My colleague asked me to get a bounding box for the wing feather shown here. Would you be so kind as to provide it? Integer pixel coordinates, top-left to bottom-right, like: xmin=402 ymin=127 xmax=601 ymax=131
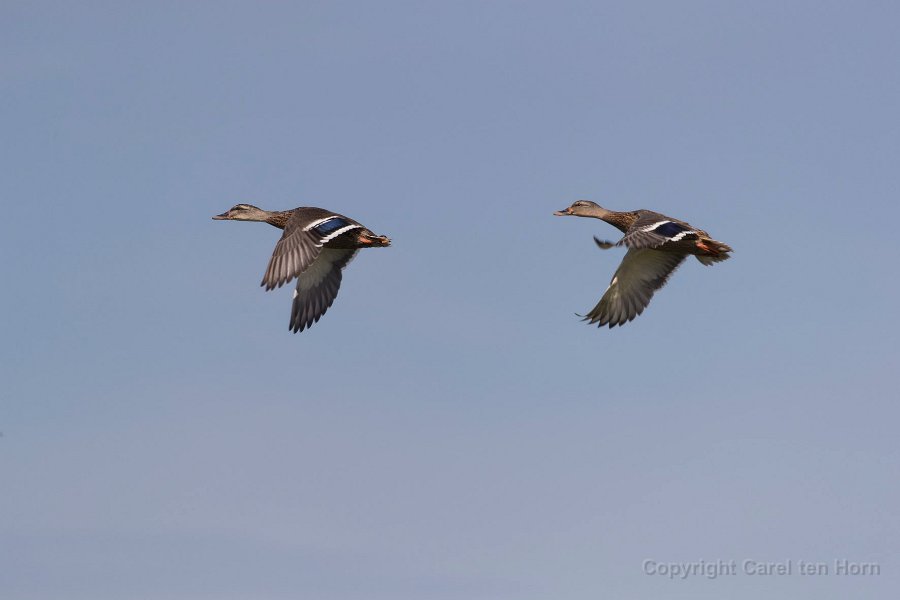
xmin=583 ymin=249 xmax=687 ymax=328
xmin=261 ymin=214 xmax=361 ymax=290
xmin=288 ymin=249 xmax=358 ymax=333
xmin=619 ymin=212 xmax=699 ymax=250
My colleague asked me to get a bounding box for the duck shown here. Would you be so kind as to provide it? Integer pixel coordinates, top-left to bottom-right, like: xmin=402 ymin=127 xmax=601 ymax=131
xmin=554 ymin=200 xmax=732 ymax=328
xmin=213 ymin=204 xmax=390 ymax=333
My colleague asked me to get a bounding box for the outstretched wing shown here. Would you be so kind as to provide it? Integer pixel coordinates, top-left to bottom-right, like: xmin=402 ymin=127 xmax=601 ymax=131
xmin=582 ymin=248 xmax=687 ymax=327
xmin=262 ymin=214 xmax=361 ymax=290
xmin=619 ymin=212 xmax=699 ymax=250
xmin=289 ymin=249 xmax=358 ymax=333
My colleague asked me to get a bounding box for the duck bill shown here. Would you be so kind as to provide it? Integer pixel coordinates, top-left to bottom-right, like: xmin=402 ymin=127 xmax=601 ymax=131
xmin=554 ymin=207 xmax=573 ymax=216
xmin=212 ymin=211 xmax=231 ymax=220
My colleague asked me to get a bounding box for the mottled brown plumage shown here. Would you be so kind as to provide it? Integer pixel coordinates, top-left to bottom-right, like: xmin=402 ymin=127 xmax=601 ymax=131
xmin=213 ymin=204 xmax=390 ymax=333
xmin=554 ymin=200 xmax=732 ymax=327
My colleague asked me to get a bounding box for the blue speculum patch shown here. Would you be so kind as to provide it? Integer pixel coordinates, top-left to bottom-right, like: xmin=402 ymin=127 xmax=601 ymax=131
xmin=652 ymin=221 xmax=689 ymax=237
xmin=314 ymin=217 xmax=351 ymax=235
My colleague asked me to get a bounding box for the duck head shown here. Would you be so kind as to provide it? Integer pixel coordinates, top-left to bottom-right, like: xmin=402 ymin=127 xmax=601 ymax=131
xmin=554 ymin=200 xmax=609 ymax=218
xmin=212 ymin=204 xmax=270 ymax=221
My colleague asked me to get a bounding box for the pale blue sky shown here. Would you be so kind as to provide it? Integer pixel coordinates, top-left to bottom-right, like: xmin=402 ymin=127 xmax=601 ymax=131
xmin=2 ymin=1 xmax=899 ymax=599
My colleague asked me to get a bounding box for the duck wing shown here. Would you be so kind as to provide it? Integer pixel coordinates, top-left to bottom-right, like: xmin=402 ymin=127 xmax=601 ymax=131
xmin=619 ymin=212 xmax=699 ymax=250
xmin=289 ymin=248 xmax=358 ymax=333
xmin=262 ymin=214 xmax=362 ymax=290
xmin=583 ymin=248 xmax=686 ymax=327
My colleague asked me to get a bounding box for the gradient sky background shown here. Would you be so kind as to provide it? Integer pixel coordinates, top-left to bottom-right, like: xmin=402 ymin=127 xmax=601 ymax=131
xmin=2 ymin=2 xmax=899 ymax=599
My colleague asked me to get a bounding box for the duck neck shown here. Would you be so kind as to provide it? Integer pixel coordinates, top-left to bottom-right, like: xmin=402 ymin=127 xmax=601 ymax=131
xmin=264 ymin=211 xmax=291 ymax=229
xmin=587 ymin=206 xmax=638 ymax=233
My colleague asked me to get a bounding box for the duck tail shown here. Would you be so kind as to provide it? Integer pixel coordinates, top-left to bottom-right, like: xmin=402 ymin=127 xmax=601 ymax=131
xmin=695 ymin=238 xmax=732 ymax=266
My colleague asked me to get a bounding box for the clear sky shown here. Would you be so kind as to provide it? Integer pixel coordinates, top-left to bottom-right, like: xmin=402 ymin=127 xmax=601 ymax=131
xmin=2 ymin=1 xmax=899 ymax=599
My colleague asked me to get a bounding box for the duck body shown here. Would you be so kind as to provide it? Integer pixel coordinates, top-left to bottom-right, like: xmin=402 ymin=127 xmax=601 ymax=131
xmin=213 ymin=204 xmax=390 ymax=333
xmin=554 ymin=200 xmax=732 ymax=328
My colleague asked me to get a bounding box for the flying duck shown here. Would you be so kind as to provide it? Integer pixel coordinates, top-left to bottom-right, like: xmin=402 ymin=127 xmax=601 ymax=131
xmin=213 ymin=204 xmax=390 ymax=332
xmin=554 ymin=201 xmax=732 ymax=327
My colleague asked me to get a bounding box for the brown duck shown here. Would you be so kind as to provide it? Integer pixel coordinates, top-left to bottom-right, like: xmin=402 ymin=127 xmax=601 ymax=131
xmin=554 ymin=200 xmax=732 ymax=328
xmin=213 ymin=204 xmax=390 ymax=333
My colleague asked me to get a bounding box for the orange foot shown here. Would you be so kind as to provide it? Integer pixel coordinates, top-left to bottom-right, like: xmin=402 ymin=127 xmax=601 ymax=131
xmin=358 ymin=232 xmax=391 ymax=247
xmin=696 ymin=240 xmax=716 ymax=254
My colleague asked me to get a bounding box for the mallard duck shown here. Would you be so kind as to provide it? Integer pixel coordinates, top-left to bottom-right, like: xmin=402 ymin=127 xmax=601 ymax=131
xmin=213 ymin=204 xmax=390 ymax=332
xmin=554 ymin=200 xmax=732 ymax=328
